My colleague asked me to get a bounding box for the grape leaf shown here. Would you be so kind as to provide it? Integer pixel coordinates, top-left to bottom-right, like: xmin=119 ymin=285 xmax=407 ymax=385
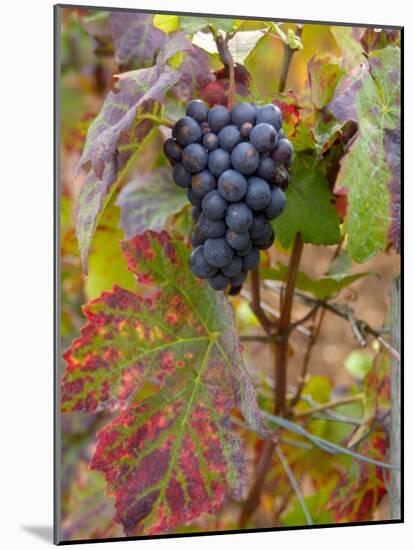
xmin=273 ymin=156 xmax=341 ymax=249
xmin=116 ymin=168 xmax=188 ymax=239
xmin=85 ymin=204 xmax=136 ymax=300
xmin=384 ymin=127 xmax=401 ymax=253
xmin=261 ymin=262 xmax=371 ymax=301
xmin=179 ymin=16 xmax=235 ymax=34
xmin=228 ymin=30 xmax=267 ymax=64
xmin=108 ymin=12 xmax=165 ymax=69
xmin=360 ymin=28 xmax=400 ymax=54
xmin=153 ymin=14 xmax=180 ymax=34
xmin=328 ymin=426 xmax=388 ymax=522
xmin=308 ymin=55 xmax=344 ymax=109
xmin=332 ymin=47 xmax=401 ymax=262
xmin=328 ymin=61 xmax=369 ymax=123
xmin=172 ymin=45 xmax=214 ymax=102
xmin=62 ymin=231 xmax=272 ymax=534
xmin=76 ymin=33 xmax=192 ymax=273
xmin=330 ymin=26 xmax=364 ymax=67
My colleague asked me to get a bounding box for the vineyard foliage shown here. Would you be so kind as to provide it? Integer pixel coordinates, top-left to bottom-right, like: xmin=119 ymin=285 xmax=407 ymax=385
xmin=59 ymin=8 xmax=400 ymax=540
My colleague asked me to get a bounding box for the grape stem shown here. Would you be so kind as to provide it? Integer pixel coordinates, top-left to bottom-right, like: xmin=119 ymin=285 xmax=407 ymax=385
xmin=209 ymin=25 xmax=237 ymax=110
xmin=278 ymin=24 xmax=304 ymax=92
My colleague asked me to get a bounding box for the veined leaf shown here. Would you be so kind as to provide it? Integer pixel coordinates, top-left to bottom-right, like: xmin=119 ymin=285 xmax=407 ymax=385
xmin=308 ymin=55 xmax=344 ymax=109
xmin=85 ymin=204 xmax=136 ymax=300
xmin=228 ymin=30 xmax=266 ymax=64
xmin=75 ymin=33 xmax=192 ymax=273
xmin=62 ymin=231 xmax=271 ymax=535
xmin=116 ymin=168 xmax=188 ymax=239
xmin=179 ymin=16 xmax=235 ymax=34
xmin=272 ymin=155 xmax=341 ymax=249
xmin=328 ymin=426 xmax=388 ymax=522
xmin=109 ymin=12 xmax=165 ymax=68
xmin=262 ymin=262 xmax=371 ymax=301
xmin=332 ymin=46 xmax=401 ymax=261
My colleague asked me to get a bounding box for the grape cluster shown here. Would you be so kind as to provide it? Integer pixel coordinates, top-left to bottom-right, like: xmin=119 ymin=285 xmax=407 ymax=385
xmin=163 ymin=99 xmax=293 ymax=292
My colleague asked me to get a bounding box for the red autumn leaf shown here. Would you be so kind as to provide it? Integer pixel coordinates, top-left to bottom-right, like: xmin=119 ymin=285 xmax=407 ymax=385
xmin=328 ymin=427 xmax=388 ymax=522
xmin=61 ymin=231 xmax=271 ymax=535
xmin=273 ymin=92 xmax=301 ymax=138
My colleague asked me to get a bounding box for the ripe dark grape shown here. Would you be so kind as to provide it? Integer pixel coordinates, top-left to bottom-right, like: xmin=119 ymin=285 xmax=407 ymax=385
xmin=163 ymin=138 xmax=183 ymax=164
xmin=208 ymin=105 xmax=231 ymax=133
xmin=254 ymin=228 xmax=275 ymax=250
xmin=191 ymin=230 xmax=205 ymax=248
xmin=182 ymin=143 xmax=208 ymax=173
xmin=166 ymin=99 xmax=292 ymax=292
xmin=249 ymin=123 xmax=277 ymax=153
xmin=263 ymin=187 xmax=286 ymax=220
xmin=201 ymin=191 xmax=227 ymax=220
xmin=191 ymin=207 xmax=201 ymax=224
xmin=273 ymin=164 xmax=289 ymax=186
xmin=189 ymin=246 xmax=218 ymax=279
xmin=173 ymin=163 xmax=192 ymax=188
xmin=226 ymin=202 xmax=253 ymax=233
xmin=240 ymin=122 xmax=253 ymax=139
xmin=249 ymin=213 xmax=270 ymax=239
xmin=236 ymin=241 xmax=253 ymax=257
xmin=242 ymin=247 xmax=260 ymax=271
xmin=173 ymin=116 xmax=202 ymax=146
xmin=217 ymin=125 xmax=241 ymax=152
xmin=225 ymin=229 xmax=251 ymax=251
xmin=198 ymin=213 xmax=226 ymax=238
xmin=231 ymin=270 xmax=247 ymax=286
xmin=257 ymin=156 xmax=277 ymax=181
xmin=209 ymin=272 xmax=231 ymax=290
xmin=202 ymin=132 xmax=218 ymax=151
xmin=187 ymin=188 xmax=202 ymax=208
xmin=251 ymin=221 xmax=272 ymax=244
xmin=231 ymin=102 xmax=256 ymax=127
xmin=208 ymin=148 xmax=231 ymax=177
xmin=245 ymin=177 xmax=271 ymax=211
xmin=231 ymin=142 xmax=260 ymax=175
xmin=221 ymin=255 xmax=242 ymax=278
xmin=255 ymin=103 xmax=282 ymax=130
xmin=191 ymin=170 xmax=216 ymax=198
xmin=186 ymin=99 xmax=209 ymax=122
xmin=272 ymin=138 xmax=294 ymax=167
xmin=218 ymin=170 xmax=247 ymax=202
xmin=203 ymin=238 xmax=234 ymax=268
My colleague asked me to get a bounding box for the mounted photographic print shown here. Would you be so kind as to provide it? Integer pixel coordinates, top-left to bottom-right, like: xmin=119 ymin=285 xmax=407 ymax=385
xmin=55 ymin=4 xmax=402 ymax=545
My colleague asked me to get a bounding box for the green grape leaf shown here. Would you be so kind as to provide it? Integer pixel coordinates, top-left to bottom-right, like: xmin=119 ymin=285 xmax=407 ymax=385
xmin=75 ymin=32 xmax=192 ymax=273
xmin=61 ymin=231 xmax=272 ymax=535
xmin=330 ymin=26 xmax=364 ymax=67
xmin=85 ymin=204 xmax=136 ymax=300
xmin=179 ymin=16 xmax=235 ymax=34
xmin=273 ymin=156 xmax=341 ymax=248
xmin=308 ymin=55 xmax=345 ymax=109
xmin=116 ymin=168 xmax=188 ymax=239
xmin=228 ymin=30 xmax=267 ymax=64
xmin=332 ymin=46 xmax=401 ymax=262
xmin=261 ymin=262 xmax=371 ymax=301
xmin=153 ymin=14 xmax=179 ymax=34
